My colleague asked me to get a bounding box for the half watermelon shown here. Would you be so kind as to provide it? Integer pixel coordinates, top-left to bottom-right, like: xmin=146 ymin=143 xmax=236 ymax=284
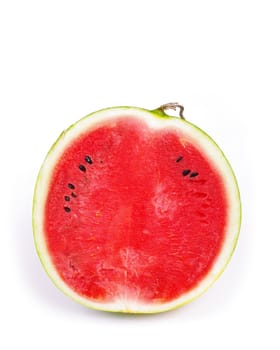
xmin=33 ymin=104 xmax=241 ymax=313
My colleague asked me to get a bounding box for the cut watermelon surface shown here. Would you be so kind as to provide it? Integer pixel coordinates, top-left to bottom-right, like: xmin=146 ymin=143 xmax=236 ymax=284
xmin=33 ymin=105 xmax=241 ymax=313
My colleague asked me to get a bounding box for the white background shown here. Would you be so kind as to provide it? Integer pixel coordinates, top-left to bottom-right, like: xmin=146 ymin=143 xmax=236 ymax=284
xmin=0 ymin=0 xmax=279 ymax=349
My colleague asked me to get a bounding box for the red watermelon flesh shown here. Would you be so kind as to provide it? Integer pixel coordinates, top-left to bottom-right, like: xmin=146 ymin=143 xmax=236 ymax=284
xmin=45 ymin=116 xmax=227 ymax=304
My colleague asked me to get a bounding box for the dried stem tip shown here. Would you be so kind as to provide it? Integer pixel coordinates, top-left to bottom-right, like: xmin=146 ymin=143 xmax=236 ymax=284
xmin=158 ymin=102 xmax=185 ymax=120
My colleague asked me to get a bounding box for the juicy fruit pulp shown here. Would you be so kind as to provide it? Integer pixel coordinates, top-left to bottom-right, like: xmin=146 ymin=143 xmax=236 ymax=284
xmin=46 ymin=118 xmax=226 ymax=303
xmin=33 ymin=106 xmax=241 ymax=313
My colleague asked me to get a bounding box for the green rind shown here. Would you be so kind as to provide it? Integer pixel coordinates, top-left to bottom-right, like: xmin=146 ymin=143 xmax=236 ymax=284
xmin=32 ymin=105 xmax=242 ymax=314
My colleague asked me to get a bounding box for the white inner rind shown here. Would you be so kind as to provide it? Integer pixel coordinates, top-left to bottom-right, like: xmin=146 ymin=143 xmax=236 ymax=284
xmin=33 ymin=107 xmax=241 ymax=313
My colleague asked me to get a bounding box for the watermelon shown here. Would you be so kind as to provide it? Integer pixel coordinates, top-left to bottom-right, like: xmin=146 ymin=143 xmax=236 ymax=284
xmin=33 ymin=103 xmax=241 ymax=313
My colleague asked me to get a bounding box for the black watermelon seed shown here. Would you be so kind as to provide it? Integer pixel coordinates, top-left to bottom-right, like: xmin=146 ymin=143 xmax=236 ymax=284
xmin=68 ymin=183 xmax=75 ymax=189
xmin=79 ymin=164 xmax=86 ymax=172
xmin=176 ymin=156 xmax=183 ymax=163
xmin=190 ymin=172 xmax=199 ymax=178
xmin=85 ymin=155 xmax=93 ymax=164
xmin=71 ymin=192 xmax=77 ymax=198
xmin=64 ymin=206 xmax=71 ymax=212
xmin=64 ymin=196 xmax=70 ymax=201
xmin=182 ymin=169 xmax=191 ymax=176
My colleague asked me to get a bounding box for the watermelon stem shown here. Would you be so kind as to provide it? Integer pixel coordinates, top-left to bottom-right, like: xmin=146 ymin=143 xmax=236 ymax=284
xmin=157 ymin=102 xmax=185 ymax=120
